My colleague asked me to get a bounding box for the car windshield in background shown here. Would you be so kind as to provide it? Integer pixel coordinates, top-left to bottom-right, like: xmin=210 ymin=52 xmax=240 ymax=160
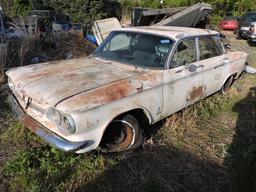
xmin=243 ymin=13 xmax=256 ymax=21
xmin=94 ymin=31 xmax=174 ymax=69
xmin=224 ymin=16 xmax=237 ymax=20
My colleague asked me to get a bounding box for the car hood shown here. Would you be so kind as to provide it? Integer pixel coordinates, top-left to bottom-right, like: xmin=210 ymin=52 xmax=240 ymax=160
xmin=6 ymin=57 xmax=144 ymax=106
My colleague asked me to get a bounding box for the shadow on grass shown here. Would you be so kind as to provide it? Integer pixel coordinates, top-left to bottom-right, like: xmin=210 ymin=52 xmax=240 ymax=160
xmin=224 ymin=87 xmax=256 ymax=192
xmin=73 ymin=145 xmax=231 ymax=192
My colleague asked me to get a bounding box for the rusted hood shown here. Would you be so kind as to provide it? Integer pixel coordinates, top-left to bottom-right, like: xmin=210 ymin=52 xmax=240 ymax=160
xmin=6 ymin=57 xmax=143 ymax=106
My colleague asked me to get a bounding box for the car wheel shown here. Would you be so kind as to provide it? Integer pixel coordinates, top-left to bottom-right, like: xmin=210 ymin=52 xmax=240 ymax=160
xmin=100 ymin=114 xmax=143 ymax=153
xmin=221 ymin=76 xmax=234 ymax=94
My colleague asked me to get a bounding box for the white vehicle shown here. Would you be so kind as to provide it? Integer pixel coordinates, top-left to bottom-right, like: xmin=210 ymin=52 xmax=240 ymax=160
xmin=7 ymin=26 xmax=247 ymax=153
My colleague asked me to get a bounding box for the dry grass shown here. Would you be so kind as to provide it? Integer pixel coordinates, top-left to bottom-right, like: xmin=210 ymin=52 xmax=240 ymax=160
xmin=0 ymin=43 xmax=8 ymax=84
xmin=18 ymin=34 xmax=40 ymax=66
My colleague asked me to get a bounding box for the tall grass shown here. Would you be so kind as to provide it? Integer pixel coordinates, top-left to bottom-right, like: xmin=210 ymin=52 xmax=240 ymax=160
xmin=0 ymin=43 xmax=8 ymax=84
xmin=18 ymin=34 xmax=40 ymax=66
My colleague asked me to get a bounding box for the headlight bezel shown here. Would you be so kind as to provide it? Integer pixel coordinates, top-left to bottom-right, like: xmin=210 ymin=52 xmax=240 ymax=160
xmin=46 ymin=108 xmax=76 ymax=135
xmin=8 ymin=78 xmax=15 ymax=91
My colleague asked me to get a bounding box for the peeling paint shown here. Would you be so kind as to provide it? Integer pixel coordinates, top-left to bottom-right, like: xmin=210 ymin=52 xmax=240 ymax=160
xmin=187 ymin=86 xmax=205 ymax=101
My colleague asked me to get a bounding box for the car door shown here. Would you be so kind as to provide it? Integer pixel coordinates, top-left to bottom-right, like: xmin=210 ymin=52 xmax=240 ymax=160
xmin=196 ymin=36 xmax=228 ymax=96
xmin=162 ymin=37 xmax=205 ymax=118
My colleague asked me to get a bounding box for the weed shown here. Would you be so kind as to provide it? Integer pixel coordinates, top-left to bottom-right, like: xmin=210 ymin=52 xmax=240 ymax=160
xmin=0 ymin=43 xmax=8 ymax=84
xmin=3 ymin=146 xmax=81 ymax=192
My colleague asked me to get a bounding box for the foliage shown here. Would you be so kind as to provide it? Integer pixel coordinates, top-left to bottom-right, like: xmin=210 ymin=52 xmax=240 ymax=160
xmin=1 ymin=0 xmax=106 ymax=23
xmin=4 ymin=146 xmax=81 ymax=191
xmin=2 ymin=0 xmax=256 ymax=19
xmin=0 ymin=0 xmax=13 ymax=16
xmin=39 ymin=0 xmax=106 ymax=22
xmin=11 ymin=0 xmax=31 ymax=16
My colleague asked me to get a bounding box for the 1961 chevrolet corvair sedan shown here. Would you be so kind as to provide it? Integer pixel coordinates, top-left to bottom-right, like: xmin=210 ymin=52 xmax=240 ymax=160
xmin=7 ymin=26 xmax=247 ymax=153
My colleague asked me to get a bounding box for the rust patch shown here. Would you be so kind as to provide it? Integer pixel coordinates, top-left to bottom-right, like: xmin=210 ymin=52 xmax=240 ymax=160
xmin=21 ymin=114 xmax=41 ymax=133
xmin=59 ymin=80 xmax=134 ymax=111
xmin=86 ymin=80 xmax=133 ymax=104
xmin=115 ymin=123 xmax=134 ymax=150
xmin=138 ymin=72 xmax=158 ymax=81
xmin=101 ymin=120 xmax=134 ymax=152
xmin=187 ymin=86 xmax=205 ymax=101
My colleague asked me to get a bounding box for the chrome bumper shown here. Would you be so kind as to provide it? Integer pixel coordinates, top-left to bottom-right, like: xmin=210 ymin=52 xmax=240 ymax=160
xmin=248 ymin=34 xmax=256 ymax=41
xmin=7 ymin=94 xmax=92 ymax=152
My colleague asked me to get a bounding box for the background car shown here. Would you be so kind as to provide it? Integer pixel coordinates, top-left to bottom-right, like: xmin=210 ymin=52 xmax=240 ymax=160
xmin=237 ymin=11 xmax=256 ymax=39
xmin=247 ymin=22 xmax=256 ymax=44
xmin=219 ymin=16 xmax=238 ymax=30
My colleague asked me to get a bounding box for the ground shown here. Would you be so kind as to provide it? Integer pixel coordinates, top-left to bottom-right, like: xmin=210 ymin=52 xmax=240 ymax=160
xmin=0 ymin=31 xmax=256 ymax=192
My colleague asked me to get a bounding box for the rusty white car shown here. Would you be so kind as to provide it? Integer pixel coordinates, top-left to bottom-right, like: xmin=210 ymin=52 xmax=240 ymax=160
xmin=7 ymin=26 xmax=247 ymax=153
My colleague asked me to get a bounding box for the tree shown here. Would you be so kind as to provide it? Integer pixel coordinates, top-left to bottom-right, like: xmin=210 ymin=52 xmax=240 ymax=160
xmin=0 ymin=0 xmax=14 ymax=15
xmin=12 ymin=0 xmax=31 ymax=16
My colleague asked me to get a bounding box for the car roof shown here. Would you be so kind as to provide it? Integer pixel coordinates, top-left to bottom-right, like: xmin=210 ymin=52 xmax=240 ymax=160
xmin=114 ymin=26 xmax=219 ymax=40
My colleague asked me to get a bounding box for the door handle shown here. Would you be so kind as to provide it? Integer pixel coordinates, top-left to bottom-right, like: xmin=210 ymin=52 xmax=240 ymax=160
xmin=222 ymin=58 xmax=230 ymax=64
xmin=196 ymin=65 xmax=204 ymax=69
xmin=214 ymin=63 xmax=225 ymax=69
xmin=175 ymin=69 xmax=183 ymax=73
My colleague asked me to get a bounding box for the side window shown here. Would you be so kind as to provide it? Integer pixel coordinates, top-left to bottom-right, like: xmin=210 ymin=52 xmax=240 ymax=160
xmin=199 ymin=37 xmax=220 ymax=60
xmin=170 ymin=38 xmax=196 ymax=68
xmin=212 ymin=36 xmax=225 ymax=55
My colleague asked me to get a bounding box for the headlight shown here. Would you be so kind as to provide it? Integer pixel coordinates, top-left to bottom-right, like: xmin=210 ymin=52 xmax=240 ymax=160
xmin=60 ymin=115 xmax=76 ymax=135
xmin=46 ymin=108 xmax=76 ymax=135
xmin=8 ymin=78 xmax=15 ymax=91
xmin=241 ymin=26 xmax=249 ymax=30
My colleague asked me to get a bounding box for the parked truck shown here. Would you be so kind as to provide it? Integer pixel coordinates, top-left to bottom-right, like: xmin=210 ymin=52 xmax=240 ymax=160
xmin=91 ymin=3 xmax=213 ymax=45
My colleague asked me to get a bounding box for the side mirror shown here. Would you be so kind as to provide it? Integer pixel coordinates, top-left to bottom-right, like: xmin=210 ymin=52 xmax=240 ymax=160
xmin=188 ymin=64 xmax=197 ymax=72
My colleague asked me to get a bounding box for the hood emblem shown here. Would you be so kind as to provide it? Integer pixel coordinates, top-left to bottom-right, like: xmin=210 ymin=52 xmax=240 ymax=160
xmin=24 ymin=96 xmax=32 ymax=109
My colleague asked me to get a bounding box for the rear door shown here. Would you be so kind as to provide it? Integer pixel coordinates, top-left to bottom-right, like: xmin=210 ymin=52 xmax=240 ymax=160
xmin=162 ymin=37 xmax=205 ymax=118
xmin=196 ymin=36 xmax=228 ymax=95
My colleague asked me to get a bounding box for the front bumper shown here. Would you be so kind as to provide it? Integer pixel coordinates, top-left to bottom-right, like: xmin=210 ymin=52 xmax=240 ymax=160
xmin=7 ymin=94 xmax=92 ymax=152
xmin=247 ymin=34 xmax=256 ymax=42
xmin=238 ymin=29 xmax=249 ymax=38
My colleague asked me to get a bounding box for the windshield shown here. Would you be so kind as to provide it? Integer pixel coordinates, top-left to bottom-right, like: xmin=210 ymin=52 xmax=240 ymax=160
xmin=94 ymin=31 xmax=174 ymax=69
xmin=224 ymin=16 xmax=237 ymax=21
xmin=243 ymin=13 xmax=256 ymax=21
